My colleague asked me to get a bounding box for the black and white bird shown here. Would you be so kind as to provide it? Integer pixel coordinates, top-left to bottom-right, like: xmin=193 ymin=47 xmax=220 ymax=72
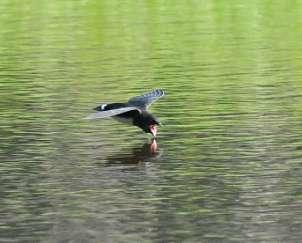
xmin=85 ymin=89 xmax=165 ymax=137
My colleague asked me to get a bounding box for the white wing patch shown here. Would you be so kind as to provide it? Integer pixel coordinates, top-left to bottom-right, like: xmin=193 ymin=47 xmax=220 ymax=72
xmin=101 ymin=104 xmax=107 ymax=110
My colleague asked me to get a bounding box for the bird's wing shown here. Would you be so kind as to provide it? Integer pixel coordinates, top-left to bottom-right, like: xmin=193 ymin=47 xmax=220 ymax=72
xmin=127 ymin=89 xmax=165 ymax=109
xmin=84 ymin=107 xmax=139 ymax=120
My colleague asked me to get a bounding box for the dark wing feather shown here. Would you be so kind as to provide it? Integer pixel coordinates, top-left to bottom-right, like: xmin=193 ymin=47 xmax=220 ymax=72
xmin=127 ymin=89 xmax=165 ymax=109
xmin=84 ymin=107 xmax=139 ymax=120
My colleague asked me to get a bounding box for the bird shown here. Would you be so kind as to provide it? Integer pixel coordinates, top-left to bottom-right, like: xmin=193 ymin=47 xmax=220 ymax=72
xmin=85 ymin=89 xmax=165 ymax=137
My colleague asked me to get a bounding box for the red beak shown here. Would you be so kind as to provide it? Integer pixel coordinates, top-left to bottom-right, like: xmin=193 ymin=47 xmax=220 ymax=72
xmin=149 ymin=125 xmax=157 ymax=137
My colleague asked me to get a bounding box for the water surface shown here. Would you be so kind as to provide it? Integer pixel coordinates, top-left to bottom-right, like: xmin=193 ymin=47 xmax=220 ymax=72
xmin=1 ymin=1 xmax=302 ymax=242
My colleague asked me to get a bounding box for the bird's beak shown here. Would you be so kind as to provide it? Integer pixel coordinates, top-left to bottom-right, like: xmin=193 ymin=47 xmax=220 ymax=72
xmin=150 ymin=125 xmax=157 ymax=137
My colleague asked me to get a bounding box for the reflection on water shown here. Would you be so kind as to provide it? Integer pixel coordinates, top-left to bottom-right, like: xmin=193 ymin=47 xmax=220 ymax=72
xmin=105 ymin=139 xmax=161 ymax=165
xmin=1 ymin=1 xmax=302 ymax=242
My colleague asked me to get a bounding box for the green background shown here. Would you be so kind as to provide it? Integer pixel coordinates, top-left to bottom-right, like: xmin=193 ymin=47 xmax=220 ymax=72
xmin=1 ymin=1 xmax=302 ymax=242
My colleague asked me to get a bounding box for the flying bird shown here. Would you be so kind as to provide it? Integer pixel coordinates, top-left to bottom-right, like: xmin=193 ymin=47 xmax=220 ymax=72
xmin=85 ymin=89 xmax=165 ymax=137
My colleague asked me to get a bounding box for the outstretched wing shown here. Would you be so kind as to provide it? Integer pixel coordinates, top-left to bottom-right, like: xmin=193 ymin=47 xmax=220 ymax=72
xmin=127 ymin=89 xmax=165 ymax=109
xmin=84 ymin=107 xmax=139 ymax=120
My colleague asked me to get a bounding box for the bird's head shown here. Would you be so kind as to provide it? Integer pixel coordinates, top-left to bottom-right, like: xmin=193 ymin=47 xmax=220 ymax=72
xmin=145 ymin=118 xmax=161 ymax=137
xmin=148 ymin=124 xmax=157 ymax=137
xmin=136 ymin=112 xmax=161 ymax=137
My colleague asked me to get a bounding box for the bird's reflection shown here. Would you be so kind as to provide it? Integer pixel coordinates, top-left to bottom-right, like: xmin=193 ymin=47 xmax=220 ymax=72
xmin=105 ymin=139 xmax=161 ymax=165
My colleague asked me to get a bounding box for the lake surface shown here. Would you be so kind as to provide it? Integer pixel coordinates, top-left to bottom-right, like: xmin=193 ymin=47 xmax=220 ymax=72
xmin=1 ymin=1 xmax=302 ymax=242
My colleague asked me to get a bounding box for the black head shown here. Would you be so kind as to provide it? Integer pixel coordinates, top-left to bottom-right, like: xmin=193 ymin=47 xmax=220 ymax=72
xmin=134 ymin=112 xmax=160 ymax=137
xmin=143 ymin=119 xmax=160 ymax=137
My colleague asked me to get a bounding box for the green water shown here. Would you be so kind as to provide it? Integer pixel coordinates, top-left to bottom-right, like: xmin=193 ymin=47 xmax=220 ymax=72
xmin=1 ymin=1 xmax=302 ymax=242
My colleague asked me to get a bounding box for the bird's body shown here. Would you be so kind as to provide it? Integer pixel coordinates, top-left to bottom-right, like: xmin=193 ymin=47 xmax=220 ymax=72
xmin=85 ymin=89 xmax=165 ymax=137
